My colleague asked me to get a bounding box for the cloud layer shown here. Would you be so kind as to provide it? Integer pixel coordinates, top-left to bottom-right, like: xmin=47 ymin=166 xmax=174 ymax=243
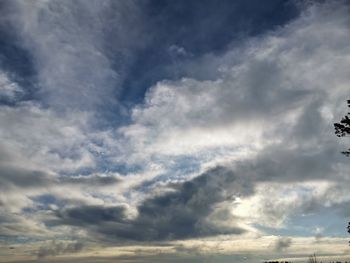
xmin=1 ymin=1 xmax=350 ymax=262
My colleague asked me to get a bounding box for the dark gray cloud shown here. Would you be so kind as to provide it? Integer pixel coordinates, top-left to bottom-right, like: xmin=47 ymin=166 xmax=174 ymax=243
xmin=0 ymin=165 xmax=52 ymax=190
xmin=0 ymin=145 xmax=52 ymax=190
xmin=36 ymin=241 xmax=84 ymax=259
xmin=0 ymin=164 xmax=120 ymax=191
xmin=236 ymin=143 xmax=341 ymax=183
xmin=56 ymin=205 xmax=126 ymax=226
xmin=231 ymin=98 xmax=349 ymax=186
xmin=0 ymin=145 xmax=120 ymax=190
xmin=274 ymin=237 xmax=292 ymax=251
xmin=53 ymin=166 xmax=251 ymax=241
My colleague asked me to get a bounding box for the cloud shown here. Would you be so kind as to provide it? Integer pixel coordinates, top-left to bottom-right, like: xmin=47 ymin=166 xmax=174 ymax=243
xmin=52 ymin=166 xmax=250 ymax=242
xmin=0 ymin=102 xmax=97 ymax=173
xmin=37 ymin=240 xmax=84 ymax=259
xmin=118 ymin=0 xmax=350 ymax=185
xmin=1 ymin=1 xmax=350 ymax=260
xmin=0 ymin=166 xmax=52 ymax=190
xmin=113 ymin=0 xmax=350 ymax=239
xmin=274 ymin=236 xmax=292 ymax=252
xmin=3 ymin=0 xmax=146 ymax=111
xmin=2 ymin=0 xmax=348 ymax=244
xmin=59 ymin=173 xmax=121 ymax=186
xmin=0 ymin=71 xmax=23 ymax=102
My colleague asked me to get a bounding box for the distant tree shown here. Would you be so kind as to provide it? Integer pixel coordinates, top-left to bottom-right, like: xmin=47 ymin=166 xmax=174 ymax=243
xmin=308 ymin=253 xmax=318 ymax=263
xmin=334 ymin=101 xmax=350 ymax=246
xmin=347 ymin=222 xmax=350 ymax=246
xmin=334 ymin=100 xmax=350 ymax=156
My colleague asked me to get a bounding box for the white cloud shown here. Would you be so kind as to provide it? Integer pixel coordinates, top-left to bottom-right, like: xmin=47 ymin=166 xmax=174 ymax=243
xmin=0 ymin=103 xmax=95 ymax=173
xmin=7 ymin=0 xmax=144 ymax=110
xmin=0 ymin=71 xmax=23 ymax=101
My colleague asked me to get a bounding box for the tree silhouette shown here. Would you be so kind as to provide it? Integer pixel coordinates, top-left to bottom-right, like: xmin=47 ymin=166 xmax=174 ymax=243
xmin=308 ymin=253 xmax=318 ymax=263
xmin=348 ymin=222 xmax=350 ymax=246
xmin=334 ymin=100 xmax=350 ymax=156
xmin=334 ymin=101 xmax=350 ymax=246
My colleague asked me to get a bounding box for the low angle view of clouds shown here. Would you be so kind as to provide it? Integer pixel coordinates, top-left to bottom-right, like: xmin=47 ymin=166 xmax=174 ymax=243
xmin=1 ymin=0 xmax=350 ymax=262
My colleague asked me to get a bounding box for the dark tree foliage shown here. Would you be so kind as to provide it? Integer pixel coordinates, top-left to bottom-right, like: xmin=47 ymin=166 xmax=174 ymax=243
xmin=334 ymin=100 xmax=350 ymax=156
xmin=338 ymin=104 xmax=350 ymax=246
xmin=348 ymin=222 xmax=350 ymax=246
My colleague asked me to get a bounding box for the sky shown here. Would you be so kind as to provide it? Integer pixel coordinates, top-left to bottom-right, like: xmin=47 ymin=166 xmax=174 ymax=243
xmin=0 ymin=0 xmax=350 ymax=262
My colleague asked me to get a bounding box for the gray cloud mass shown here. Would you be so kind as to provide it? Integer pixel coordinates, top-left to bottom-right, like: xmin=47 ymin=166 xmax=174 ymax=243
xmin=37 ymin=241 xmax=84 ymax=259
xmin=274 ymin=237 xmax=292 ymax=252
xmin=53 ymin=166 xmax=249 ymax=241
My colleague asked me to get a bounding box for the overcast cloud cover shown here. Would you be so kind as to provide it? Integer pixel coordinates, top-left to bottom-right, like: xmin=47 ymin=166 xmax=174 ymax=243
xmin=1 ymin=0 xmax=350 ymax=262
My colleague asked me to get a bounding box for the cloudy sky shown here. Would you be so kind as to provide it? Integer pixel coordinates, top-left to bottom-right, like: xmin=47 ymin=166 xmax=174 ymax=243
xmin=1 ymin=0 xmax=350 ymax=262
